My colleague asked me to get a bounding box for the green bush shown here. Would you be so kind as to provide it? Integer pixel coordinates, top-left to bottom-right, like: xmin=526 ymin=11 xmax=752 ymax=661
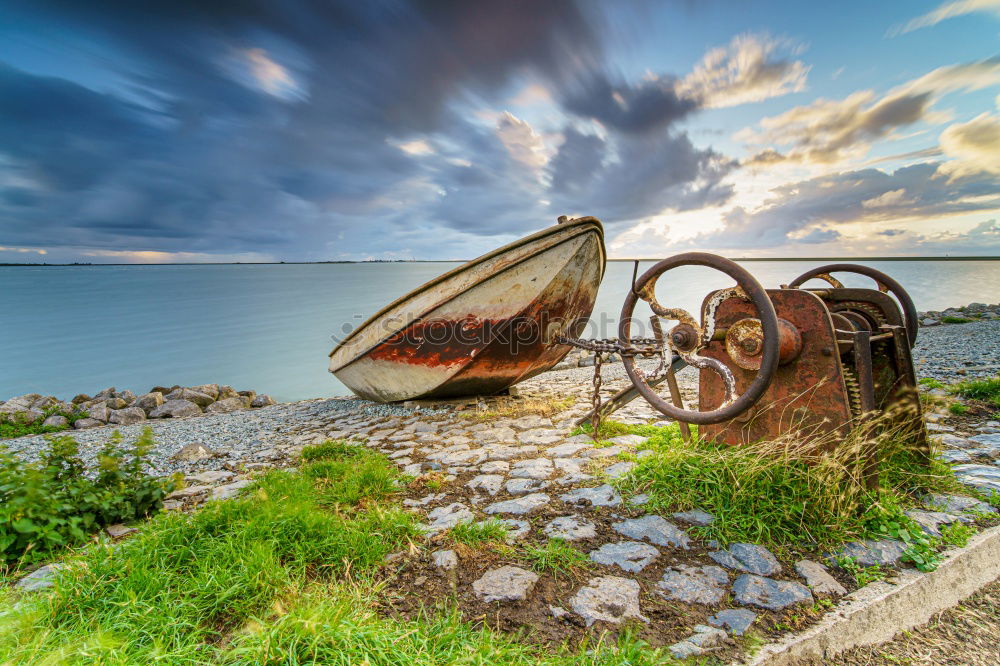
xmin=0 ymin=428 xmax=174 ymax=565
xmin=0 ymin=406 xmax=84 ymax=440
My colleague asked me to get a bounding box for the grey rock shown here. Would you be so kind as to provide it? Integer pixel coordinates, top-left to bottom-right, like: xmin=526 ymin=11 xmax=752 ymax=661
xmin=149 ymin=399 xmax=203 ymax=419
xmin=432 ymin=549 xmax=458 ymax=570
xmin=794 ymin=560 xmax=847 ymax=596
xmin=708 ymin=608 xmax=757 ymax=636
xmin=951 ymin=464 xmax=1000 ymax=495
xmin=165 ymin=388 xmax=215 ymax=407
xmin=831 ymin=539 xmax=907 ymax=567
xmin=925 ymin=423 xmax=954 ymax=433
xmin=547 ymin=442 xmax=591 ymax=457
xmin=668 ymin=642 xmax=703 ymax=659
xmin=613 ymin=515 xmax=690 ymax=549
xmin=472 ymin=566 xmax=538 ymax=603
xmin=569 ymin=576 xmax=648 ymax=626
xmin=134 ymin=392 xmax=165 ymax=412
xmin=938 ymin=434 xmax=979 ymax=449
xmin=71 ymin=393 xmax=92 ymax=404
xmin=251 ymin=394 xmax=276 ymax=408
xmin=42 ymin=414 xmax=69 ymax=428
xmin=15 ymin=564 xmax=64 ymax=591
xmin=206 ymin=397 xmax=251 ymax=414
xmin=467 ymin=474 xmax=505 ymax=496
xmin=217 ymin=385 xmax=239 ymax=400
xmin=709 ymin=543 xmax=782 ymax=575
xmin=608 ymin=434 xmax=648 ymax=447
xmin=480 ymin=460 xmax=510 ymax=474
xmin=657 ymin=565 xmax=729 ymax=604
xmin=672 ymin=509 xmax=715 ymax=525
xmin=549 ymin=605 xmax=569 ymax=619
xmin=583 ymin=445 xmax=625 ymax=459
xmin=109 ymin=407 xmax=147 ymax=426
xmin=189 ymin=384 xmax=220 ymax=400
xmin=628 ymin=493 xmax=650 ymax=506
xmin=518 ymin=429 xmax=562 ymax=446
xmin=87 ymin=403 xmax=111 ymax=422
xmin=604 ymin=461 xmax=635 ymax=479
xmin=970 ymin=433 xmax=1000 ymax=451
xmin=172 ymin=442 xmax=218 ymax=461
xmin=544 ymin=516 xmax=597 ymax=541
xmin=73 ymin=418 xmax=104 ymax=429
xmin=589 ymin=541 xmax=659 ymax=573
xmin=560 ymin=484 xmax=622 ymax=507
xmin=939 ymin=450 xmax=972 ymax=463
xmin=687 ymin=625 xmax=729 ymax=648
xmin=505 ymin=478 xmax=550 ymax=495
xmin=484 ymin=493 xmax=550 ymax=516
xmin=187 ymin=470 xmax=236 ymax=484
xmin=493 ymin=518 xmax=531 ymax=542
xmin=510 ymin=458 xmax=554 ymax=480
xmin=905 ymin=509 xmax=961 ymax=536
xmin=426 ymin=503 xmax=475 ymax=531
xmin=924 ymin=493 xmax=996 ymax=514
xmin=94 ymin=387 xmax=116 ymax=400
xmin=104 ymin=397 xmax=128 ymax=410
xmin=167 ymin=484 xmax=212 ymax=499
xmin=732 ymin=574 xmax=813 ymax=611
xmin=106 ymin=523 xmax=138 ymax=538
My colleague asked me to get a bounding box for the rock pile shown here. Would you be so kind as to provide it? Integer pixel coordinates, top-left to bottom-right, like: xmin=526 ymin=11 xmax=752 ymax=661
xmin=918 ymin=302 xmax=1000 ymax=327
xmin=0 ymin=384 xmax=276 ymax=431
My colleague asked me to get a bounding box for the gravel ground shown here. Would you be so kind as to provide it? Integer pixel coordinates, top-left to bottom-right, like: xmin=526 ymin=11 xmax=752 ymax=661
xmin=912 ymin=320 xmax=1000 ymax=383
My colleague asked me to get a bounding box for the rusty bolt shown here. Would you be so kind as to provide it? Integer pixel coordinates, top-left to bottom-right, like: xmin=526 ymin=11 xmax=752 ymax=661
xmin=740 ymin=338 xmax=762 ymax=355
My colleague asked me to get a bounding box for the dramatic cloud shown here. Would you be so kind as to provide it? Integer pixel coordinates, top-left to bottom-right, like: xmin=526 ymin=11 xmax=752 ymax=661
xmin=678 ymin=34 xmax=810 ymax=108
xmin=561 ymin=73 xmax=699 ymax=134
xmin=940 ymin=109 xmax=1000 ymax=177
xmin=699 ymin=163 xmax=1000 ymax=248
xmin=740 ymin=59 xmax=1000 ymax=165
xmin=889 ymin=0 xmax=1000 ymax=36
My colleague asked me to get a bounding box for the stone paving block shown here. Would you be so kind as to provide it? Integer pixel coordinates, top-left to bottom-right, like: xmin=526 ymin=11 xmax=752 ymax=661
xmin=547 ymin=442 xmax=591 ymax=457
xmin=472 ymin=566 xmax=538 ymax=603
xmin=613 ymin=515 xmax=690 ymax=548
xmin=425 ymin=503 xmax=474 ymax=531
xmin=657 ymin=565 xmax=729 ymax=604
xmin=830 ymin=538 xmax=907 ymax=567
xmin=569 ymin=576 xmax=648 ymax=626
xmin=544 ymin=515 xmax=597 ymax=541
xmin=604 ymin=461 xmax=635 ymax=479
xmin=505 ymin=478 xmax=550 ymax=495
xmin=672 ymin=509 xmax=715 ymax=525
xmin=484 ymin=493 xmax=550 ymax=515
xmin=904 ymin=508 xmax=963 ymax=536
xmin=510 ymin=458 xmax=554 ymax=479
xmin=794 ymin=559 xmax=847 ymax=596
xmin=432 ymin=549 xmax=458 ymax=570
xmin=589 ymin=541 xmax=659 ymax=573
xmin=707 ymin=608 xmax=757 ymax=636
xmin=709 ymin=543 xmax=782 ymax=575
xmin=924 ymin=493 xmax=996 ymax=514
xmin=732 ymin=574 xmax=813 ymax=611
xmin=466 ymin=474 xmax=504 ymax=496
xmin=560 ymin=484 xmax=622 ymax=507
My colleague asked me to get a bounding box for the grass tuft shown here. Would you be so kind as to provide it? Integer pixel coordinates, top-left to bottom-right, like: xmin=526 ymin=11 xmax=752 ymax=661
xmin=951 ymin=376 xmax=1000 ymax=408
xmin=449 ymin=519 xmax=508 ymax=546
xmin=523 ymin=539 xmax=592 ymax=577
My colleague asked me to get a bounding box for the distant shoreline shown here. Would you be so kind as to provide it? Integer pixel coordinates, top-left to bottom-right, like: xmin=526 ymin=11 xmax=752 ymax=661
xmin=2 ymin=256 xmax=999 ymax=267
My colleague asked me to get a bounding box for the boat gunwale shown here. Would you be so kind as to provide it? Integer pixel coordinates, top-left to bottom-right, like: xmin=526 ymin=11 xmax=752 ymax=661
xmin=328 ymin=216 xmax=606 ymax=372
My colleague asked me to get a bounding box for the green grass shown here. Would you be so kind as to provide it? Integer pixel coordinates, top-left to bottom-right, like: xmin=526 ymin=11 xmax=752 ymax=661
xmin=617 ymin=420 xmax=963 ymax=550
xmin=523 ymin=539 xmax=592 ymax=577
xmin=449 ymin=519 xmax=508 ymax=546
xmin=0 ymin=440 xmax=678 ymax=665
xmin=952 ymin=376 xmax=1000 ymax=408
xmin=948 ymin=403 xmax=970 ymax=415
xmin=918 ymin=378 xmax=945 ymax=390
xmin=0 ymin=406 xmax=84 ymax=440
xmin=941 ymin=316 xmax=974 ymax=324
xmin=570 ymin=420 xmax=667 ymax=441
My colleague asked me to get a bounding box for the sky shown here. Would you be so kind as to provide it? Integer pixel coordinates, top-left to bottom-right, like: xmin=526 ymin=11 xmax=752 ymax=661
xmin=0 ymin=0 xmax=998 ymax=263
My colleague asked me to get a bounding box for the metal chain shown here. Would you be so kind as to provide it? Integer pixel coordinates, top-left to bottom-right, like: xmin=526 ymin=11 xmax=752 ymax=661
xmin=557 ymin=335 xmax=667 ymax=439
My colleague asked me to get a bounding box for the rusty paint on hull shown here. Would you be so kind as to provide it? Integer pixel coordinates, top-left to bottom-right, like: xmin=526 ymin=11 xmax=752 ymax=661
xmin=329 ymin=217 xmax=605 ymax=402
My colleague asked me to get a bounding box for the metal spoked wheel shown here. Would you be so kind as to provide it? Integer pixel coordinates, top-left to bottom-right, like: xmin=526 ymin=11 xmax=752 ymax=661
xmin=618 ymin=252 xmax=781 ymax=425
xmin=788 ymin=264 xmax=918 ymax=347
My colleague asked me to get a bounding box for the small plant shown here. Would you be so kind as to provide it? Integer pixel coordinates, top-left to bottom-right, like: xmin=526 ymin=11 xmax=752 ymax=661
xmin=870 ymin=512 xmax=941 ymax=572
xmin=300 ymin=440 xmax=401 ymax=507
xmin=523 ymin=538 xmax=591 ymax=577
xmin=941 ymin=316 xmax=973 ymax=324
xmin=918 ymin=378 xmax=945 ymax=390
xmin=449 ymin=519 xmax=508 ymax=546
xmin=948 ymin=402 xmax=970 ymax=415
xmin=835 ymin=555 xmax=887 ymax=586
xmin=939 ymin=522 xmax=976 ymax=548
xmin=0 ymin=404 xmax=86 ymax=439
xmin=0 ymin=428 xmax=174 ymax=566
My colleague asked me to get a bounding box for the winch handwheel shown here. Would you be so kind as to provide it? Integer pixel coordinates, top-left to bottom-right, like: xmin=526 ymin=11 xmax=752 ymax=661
xmin=787 ymin=264 xmax=918 ymax=347
xmin=619 ymin=252 xmax=781 ymax=425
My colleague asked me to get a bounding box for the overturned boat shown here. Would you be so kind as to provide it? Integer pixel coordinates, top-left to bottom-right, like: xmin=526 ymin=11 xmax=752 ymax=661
xmin=329 ymin=216 xmax=606 ymax=402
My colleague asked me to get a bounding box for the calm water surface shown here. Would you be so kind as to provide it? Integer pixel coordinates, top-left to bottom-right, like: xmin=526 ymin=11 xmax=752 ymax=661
xmin=2 ymin=260 xmax=997 ymax=401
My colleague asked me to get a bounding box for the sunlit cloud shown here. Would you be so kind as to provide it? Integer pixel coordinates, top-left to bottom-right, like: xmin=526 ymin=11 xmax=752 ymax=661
xmin=889 ymin=0 xmax=1000 ymax=36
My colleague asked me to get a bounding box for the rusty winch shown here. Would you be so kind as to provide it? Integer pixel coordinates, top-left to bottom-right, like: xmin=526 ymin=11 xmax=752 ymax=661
xmin=565 ymin=252 xmax=927 ymax=463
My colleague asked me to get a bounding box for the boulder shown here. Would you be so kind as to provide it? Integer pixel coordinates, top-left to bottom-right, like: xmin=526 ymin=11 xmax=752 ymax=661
xmin=472 ymin=566 xmax=539 ymax=603
xmin=71 ymin=393 xmax=92 ymax=404
xmin=190 ymin=384 xmax=220 ymax=400
xmin=206 ymin=397 xmax=250 ymax=414
xmin=251 ymin=394 xmax=276 ymax=408
xmin=42 ymin=415 xmax=69 ymax=428
xmin=172 ymin=442 xmax=218 ymax=461
xmin=87 ymin=404 xmax=111 ymax=422
xmin=53 ymin=401 xmax=76 ymax=414
xmin=104 ymin=397 xmax=128 ymax=410
xmin=570 ymin=576 xmax=648 ymax=626
xmin=732 ymin=574 xmax=813 ymax=611
xmin=31 ymin=396 xmax=59 ymax=411
xmin=164 ymin=388 xmax=214 ymax=407
xmin=134 ymin=391 xmax=165 ymax=412
xmin=237 ymin=390 xmax=257 ymax=402
xmin=149 ymin=399 xmax=203 ymax=419
xmin=118 ymin=389 xmax=137 ymax=405
xmin=217 ymin=385 xmax=239 ymax=400
xmin=94 ymin=387 xmax=116 ymax=400
xmin=73 ymin=418 xmax=104 ymax=429
xmin=109 ymin=407 xmax=147 ymax=426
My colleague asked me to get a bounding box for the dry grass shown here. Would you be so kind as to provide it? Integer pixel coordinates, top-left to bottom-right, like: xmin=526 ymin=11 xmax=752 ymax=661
xmin=831 ymin=576 xmax=1000 ymax=665
xmin=458 ymin=393 xmax=575 ymax=422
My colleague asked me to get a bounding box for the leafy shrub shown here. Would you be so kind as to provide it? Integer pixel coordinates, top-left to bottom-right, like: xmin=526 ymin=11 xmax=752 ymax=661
xmin=0 ymin=405 xmax=84 ymax=439
xmin=0 ymin=428 xmax=174 ymax=565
